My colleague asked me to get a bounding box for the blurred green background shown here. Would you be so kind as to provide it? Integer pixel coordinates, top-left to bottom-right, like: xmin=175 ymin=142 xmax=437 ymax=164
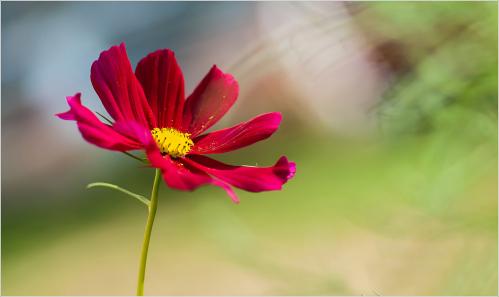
xmin=2 ymin=2 xmax=497 ymax=295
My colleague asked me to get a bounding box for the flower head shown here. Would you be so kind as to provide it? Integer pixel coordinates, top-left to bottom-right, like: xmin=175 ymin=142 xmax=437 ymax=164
xmin=57 ymin=43 xmax=295 ymax=203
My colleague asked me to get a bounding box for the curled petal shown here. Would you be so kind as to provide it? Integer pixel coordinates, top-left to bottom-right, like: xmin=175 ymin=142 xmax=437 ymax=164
xmin=182 ymin=65 xmax=238 ymax=136
xmin=155 ymin=156 xmax=239 ymax=203
xmin=191 ymin=112 xmax=282 ymax=155
xmin=185 ymin=155 xmax=296 ymax=192
xmin=154 ymin=155 xmax=212 ymax=191
xmin=56 ymin=93 xmax=143 ymax=151
xmin=135 ymin=49 xmax=185 ymax=129
xmin=209 ymin=179 xmax=239 ymax=203
xmin=91 ymin=43 xmax=156 ymax=128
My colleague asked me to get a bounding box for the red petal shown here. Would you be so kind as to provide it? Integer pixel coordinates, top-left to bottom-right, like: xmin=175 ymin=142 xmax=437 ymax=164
xmin=185 ymin=155 xmax=296 ymax=192
xmin=191 ymin=112 xmax=282 ymax=155
xmin=155 ymin=156 xmax=239 ymax=203
xmin=182 ymin=65 xmax=238 ymax=136
xmin=153 ymin=155 xmax=212 ymax=190
xmin=91 ymin=43 xmax=156 ymax=128
xmin=56 ymin=93 xmax=143 ymax=151
xmin=135 ymin=49 xmax=185 ymax=129
xmin=210 ymin=179 xmax=239 ymax=203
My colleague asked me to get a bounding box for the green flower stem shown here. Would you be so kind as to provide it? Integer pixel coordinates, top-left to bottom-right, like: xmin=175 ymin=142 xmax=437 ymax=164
xmin=136 ymin=168 xmax=161 ymax=296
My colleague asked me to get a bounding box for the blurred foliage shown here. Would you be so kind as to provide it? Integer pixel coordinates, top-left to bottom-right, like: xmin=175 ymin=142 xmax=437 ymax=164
xmin=353 ymin=2 xmax=497 ymax=136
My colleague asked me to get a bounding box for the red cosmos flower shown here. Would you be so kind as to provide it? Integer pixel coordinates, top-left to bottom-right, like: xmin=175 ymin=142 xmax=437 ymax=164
xmin=57 ymin=43 xmax=295 ymax=203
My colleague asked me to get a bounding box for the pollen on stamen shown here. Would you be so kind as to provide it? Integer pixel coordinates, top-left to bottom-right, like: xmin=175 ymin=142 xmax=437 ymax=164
xmin=151 ymin=128 xmax=193 ymax=158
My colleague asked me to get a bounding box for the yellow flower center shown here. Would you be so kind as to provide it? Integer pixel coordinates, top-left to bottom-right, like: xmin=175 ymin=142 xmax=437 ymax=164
xmin=151 ymin=128 xmax=193 ymax=158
